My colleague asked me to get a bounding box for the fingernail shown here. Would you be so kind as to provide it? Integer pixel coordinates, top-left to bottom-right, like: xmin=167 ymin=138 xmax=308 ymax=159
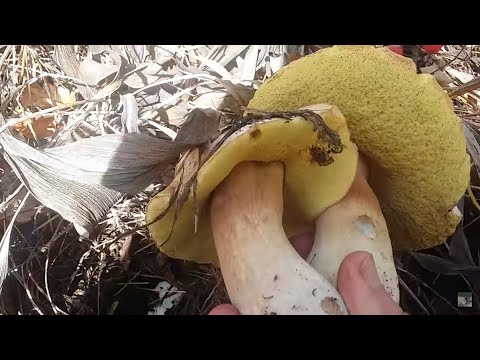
xmin=359 ymin=252 xmax=382 ymax=290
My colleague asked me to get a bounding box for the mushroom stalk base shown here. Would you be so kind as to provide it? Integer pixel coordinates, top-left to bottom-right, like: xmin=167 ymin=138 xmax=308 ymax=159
xmin=210 ymin=161 xmax=348 ymax=315
xmin=307 ymin=158 xmax=400 ymax=303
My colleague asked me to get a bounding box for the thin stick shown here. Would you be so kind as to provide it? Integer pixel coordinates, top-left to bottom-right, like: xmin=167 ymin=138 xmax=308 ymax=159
xmin=398 ymin=275 xmax=430 ymax=314
xmin=433 ymin=45 xmax=467 ymax=74
xmin=200 ymin=281 xmax=219 ymax=314
xmin=32 ymin=214 xmax=60 ymax=233
xmin=96 ymin=103 xmax=106 ymax=136
xmin=113 ymin=272 xmax=140 ymax=297
xmin=44 ymin=247 xmax=67 ymax=315
xmin=0 ymin=99 xmax=93 ymax=134
xmin=397 ymin=267 xmax=461 ymax=314
xmin=0 ymin=184 xmax=24 ymax=211
xmin=9 ymin=260 xmax=44 ymax=315
xmin=132 ymin=73 xmax=217 ymax=96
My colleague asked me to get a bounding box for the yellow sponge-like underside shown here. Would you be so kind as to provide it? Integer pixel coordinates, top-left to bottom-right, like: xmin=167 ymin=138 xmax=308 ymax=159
xmin=146 ymin=106 xmax=358 ymax=265
xmin=248 ymin=45 xmax=470 ymax=252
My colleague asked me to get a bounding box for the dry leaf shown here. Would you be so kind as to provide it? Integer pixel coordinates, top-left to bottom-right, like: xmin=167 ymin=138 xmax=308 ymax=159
xmin=234 ymin=45 xmax=259 ymax=85
xmin=174 ymin=108 xmax=221 ymax=145
xmin=195 ymin=85 xmax=217 ymax=94
xmin=153 ymin=46 xmax=176 ymax=65
xmin=57 ymin=86 xmax=76 ymax=105
xmin=136 ymin=92 xmax=161 ymax=107
xmin=269 ymin=53 xmax=288 ymax=75
xmin=120 ymin=94 xmax=140 ymax=134
xmin=20 ymin=82 xmax=58 ymax=108
xmin=434 ymin=57 xmax=447 ymax=69
xmin=434 ymin=72 xmax=453 ymax=87
xmin=79 ymin=57 xmax=119 ymax=86
xmin=286 ymin=45 xmax=304 ymax=62
xmin=255 ymin=45 xmax=290 ymax=73
xmin=164 ymin=102 xmax=190 ymax=126
xmin=123 ymin=62 xmax=166 ymax=89
xmin=448 ymin=203 xmax=475 ymax=267
xmin=191 ymin=54 xmax=232 ymax=80
xmin=193 ymin=82 xmax=252 ymax=113
xmin=88 ymin=45 xmax=118 ymax=55
xmin=122 ymin=45 xmax=146 ymax=64
xmin=464 ymin=123 xmax=480 ymax=180
xmin=196 ymin=45 xmax=218 ymax=58
xmin=217 ymin=45 xmax=249 ymax=68
xmin=0 ymin=186 xmax=39 ymax=224
xmin=156 ymin=45 xmax=181 ymax=54
xmin=139 ymin=113 xmax=177 ymax=139
xmin=54 ymin=45 xmax=94 ymax=100
xmin=420 ymin=63 xmax=452 ymax=87
xmin=15 ymin=81 xmax=77 ymax=139
xmin=192 ymin=90 xmax=228 ymax=110
xmin=412 ymin=253 xmax=480 ymax=275
xmin=13 ymin=117 xmax=58 ymax=139
xmin=0 ymin=109 xmax=220 ymax=235
xmin=446 ymin=67 xmax=475 ymax=84
xmin=119 ymin=234 xmax=133 ymax=269
xmin=256 ymin=45 xmax=270 ymax=71
xmin=20 ymin=81 xmax=76 ymax=109
xmin=215 ymin=79 xmax=256 ymax=107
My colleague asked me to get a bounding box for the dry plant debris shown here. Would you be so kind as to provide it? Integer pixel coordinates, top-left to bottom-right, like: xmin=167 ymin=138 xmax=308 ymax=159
xmin=0 ymin=45 xmax=479 ymax=315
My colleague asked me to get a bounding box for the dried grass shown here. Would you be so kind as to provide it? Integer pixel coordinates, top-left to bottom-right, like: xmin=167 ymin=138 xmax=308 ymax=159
xmin=0 ymin=45 xmax=292 ymax=315
xmin=0 ymin=45 xmax=479 ymax=315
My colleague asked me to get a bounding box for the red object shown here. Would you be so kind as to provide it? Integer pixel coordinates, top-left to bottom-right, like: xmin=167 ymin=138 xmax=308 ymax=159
xmin=420 ymin=45 xmax=443 ymax=54
xmin=388 ymin=45 xmax=403 ymax=56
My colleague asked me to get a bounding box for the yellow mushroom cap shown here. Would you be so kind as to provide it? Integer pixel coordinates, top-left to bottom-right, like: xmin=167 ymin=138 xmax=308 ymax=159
xmin=146 ymin=105 xmax=358 ymax=265
xmin=247 ymin=45 xmax=470 ymax=252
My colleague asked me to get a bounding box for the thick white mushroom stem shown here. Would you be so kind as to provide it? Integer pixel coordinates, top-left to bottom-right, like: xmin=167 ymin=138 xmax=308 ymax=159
xmin=307 ymin=157 xmax=400 ymax=303
xmin=210 ymin=161 xmax=348 ymax=315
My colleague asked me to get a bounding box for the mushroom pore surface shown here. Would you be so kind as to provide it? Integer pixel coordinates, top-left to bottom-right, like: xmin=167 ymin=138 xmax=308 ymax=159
xmin=146 ymin=105 xmax=358 ymax=265
xmin=247 ymin=45 xmax=470 ymax=252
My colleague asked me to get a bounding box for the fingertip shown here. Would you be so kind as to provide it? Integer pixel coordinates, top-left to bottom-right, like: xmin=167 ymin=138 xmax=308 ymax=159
xmin=337 ymin=251 xmax=372 ymax=300
xmin=339 ymin=251 xmax=373 ymax=274
xmin=337 ymin=251 xmax=404 ymax=315
xmin=208 ymin=304 xmax=241 ymax=315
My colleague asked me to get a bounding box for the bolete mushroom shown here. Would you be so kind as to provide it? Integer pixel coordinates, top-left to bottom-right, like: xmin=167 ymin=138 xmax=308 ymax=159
xmin=147 ymin=45 xmax=470 ymax=314
xmin=247 ymin=45 xmax=470 ymax=301
xmin=146 ymin=104 xmax=359 ymax=314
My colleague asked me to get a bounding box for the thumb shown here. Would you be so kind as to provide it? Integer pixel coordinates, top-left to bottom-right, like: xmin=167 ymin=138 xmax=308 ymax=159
xmin=208 ymin=304 xmax=241 ymax=315
xmin=337 ymin=251 xmax=406 ymax=315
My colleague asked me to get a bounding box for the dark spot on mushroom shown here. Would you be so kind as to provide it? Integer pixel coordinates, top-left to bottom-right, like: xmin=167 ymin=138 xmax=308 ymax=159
xmin=312 ymin=288 xmax=318 ymax=297
xmin=270 ymin=312 xmax=277 ymax=315
xmin=263 ymin=295 xmax=274 ymax=300
xmin=309 ymin=146 xmax=334 ymax=166
xmin=274 ymin=274 xmax=278 ymax=281
xmin=292 ymin=305 xmax=297 ymax=309
xmin=250 ymin=129 xmax=262 ymax=139
xmin=321 ymin=297 xmax=342 ymax=315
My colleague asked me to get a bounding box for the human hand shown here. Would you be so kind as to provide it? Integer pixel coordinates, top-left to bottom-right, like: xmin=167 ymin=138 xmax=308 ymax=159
xmin=209 ymin=233 xmax=406 ymax=315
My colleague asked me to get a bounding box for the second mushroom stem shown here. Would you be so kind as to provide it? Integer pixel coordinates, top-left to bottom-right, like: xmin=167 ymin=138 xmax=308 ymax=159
xmin=210 ymin=161 xmax=348 ymax=315
xmin=306 ymin=157 xmax=400 ymax=303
